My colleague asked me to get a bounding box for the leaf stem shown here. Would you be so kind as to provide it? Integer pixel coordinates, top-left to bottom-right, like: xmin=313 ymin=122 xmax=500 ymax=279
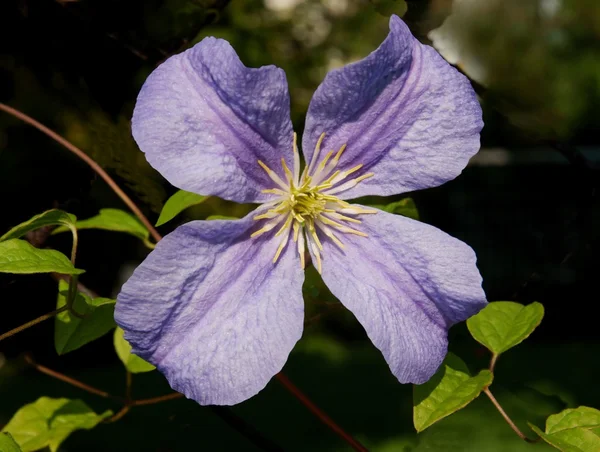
xmin=0 ymin=307 xmax=68 ymax=343
xmin=0 ymin=102 xmax=162 ymax=244
xmin=275 ymin=373 xmax=368 ymax=452
xmin=483 ymin=388 xmax=538 ymax=443
xmin=489 ymin=353 xmax=498 ymax=373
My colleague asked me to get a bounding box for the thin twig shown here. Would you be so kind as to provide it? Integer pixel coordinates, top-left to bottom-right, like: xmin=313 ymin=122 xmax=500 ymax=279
xmin=0 ymin=307 xmax=68 ymax=343
xmin=0 ymin=103 xmax=161 ymax=244
xmin=484 ymin=388 xmax=538 ymax=443
xmin=132 ymin=392 xmax=184 ymax=406
xmin=276 ymin=373 xmax=368 ymax=452
xmin=24 ymin=354 xmax=123 ymax=401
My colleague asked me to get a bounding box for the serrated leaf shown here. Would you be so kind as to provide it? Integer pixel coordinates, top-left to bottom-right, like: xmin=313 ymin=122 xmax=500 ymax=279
xmin=529 ymin=407 xmax=600 ymax=451
xmin=467 ymin=301 xmax=544 ymax=355
xmin=114 ymin=327 xmax=155 ymax=373
xmin=54 ymin=280 xmax=116 ymax=355
xmin=413 ymin=353 xmax=493 ymax=432
xmin=1 ymin=397 xmax=111 ymax=452
xmin=369 ymin=198 xmax=419 ymax=220
xmin=0 ymin=432 xmax=22 ymax=452
xmin=0 ymin=239 xmax=84 ymax=275
xmin=0 ymin=210 xmax=76 ymax=242
xmin=156 ymin=190 xmax=208 ymax=226
xmin=53 ymin=209 xmax=149 ymax=241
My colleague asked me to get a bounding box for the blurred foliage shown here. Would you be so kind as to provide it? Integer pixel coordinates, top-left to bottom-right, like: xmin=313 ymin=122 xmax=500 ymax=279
xmin=428 ymin=0 xmax=600 ymax=139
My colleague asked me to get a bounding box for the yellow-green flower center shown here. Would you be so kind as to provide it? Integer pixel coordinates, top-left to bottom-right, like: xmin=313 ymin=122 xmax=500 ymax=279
xmin=252 ymin=132 xmax=375 ymax=272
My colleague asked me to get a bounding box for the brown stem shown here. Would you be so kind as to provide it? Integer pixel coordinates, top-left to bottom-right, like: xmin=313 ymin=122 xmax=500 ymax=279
xmin=484 ymin=388 xmax=538 ymax=443
xmin=104 ymin=405 xmax=131 ymax=423
xmin=0 ymin=307 xmax=68 ymax=343
xmin=0 ymin=102 xmax=161 ymax=244
xmin=276 ymin=373 xmax=368 ymax=452
xmin=24 ymin=354 xmax=124 ymax=401
xmin=132 ymin=392 xmax=184 ymax=406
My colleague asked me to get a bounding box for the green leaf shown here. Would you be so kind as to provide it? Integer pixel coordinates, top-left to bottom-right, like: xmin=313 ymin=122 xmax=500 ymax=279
xmin=53 ymin=208 xmax=149 ymax=241
xmin=530 ymin=407 xmax=600 ymax=451
xmin=0 ymin=432 xmax=22 ymax=452
xmin=156 ymin=190 xmax=208 ymax=226
xmin=413 ymin=353 xmax=493 ymax=432
xmin=369 ymin=198 xmax=419 ymax=220
xmin=114 ymin=327 xmax=155 ymax=373
xmin=467 ymin=301 xmax=544 ymax=356
xmin=1 ymin=397 xmax=111 ymax=452
xmin=0 ymin=209 xmax=76 ymax=242
xmin=54 ymin=280 xmax=116 ymax=355
xmin=0 ymin=239 xmax=84 ymax=275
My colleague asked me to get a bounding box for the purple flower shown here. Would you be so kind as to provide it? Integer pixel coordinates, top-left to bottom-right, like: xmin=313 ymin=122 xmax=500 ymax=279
xmin=116 ymin=15 xmax=487 ymax=406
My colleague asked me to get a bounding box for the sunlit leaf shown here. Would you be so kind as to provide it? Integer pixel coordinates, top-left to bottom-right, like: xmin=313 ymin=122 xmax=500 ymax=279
xmin=0 ymin=432 xmax=21 ymax=452
xmin=54 ymin=280 xmax=116 ymax=355
xmin=413 ymin=353 xmax=493 ymax=432
xmin=0 ymin=209 xmax=76 ymax=242
xmin=1 ymin=397 xmax=111 ymax=452
xmin=114 ymin=327 xmax=155 ymax=373
xmin=0 ymin=239 xmax=84 ymax=275
xmin=369 ymin=198 xmax=419 ymax=220
xmin=53 ymin=208 xmax=149 ymax=241
xmin=156 ymin=190 xmax=208 ymax=226
xmin=530 ymin=407 xmax=600 ymax=451
xmin=467 ymin=301 xmax=544 ymax=356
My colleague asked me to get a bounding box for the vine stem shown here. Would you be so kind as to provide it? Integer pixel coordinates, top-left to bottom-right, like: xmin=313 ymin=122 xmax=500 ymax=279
xmin=0 ymin=307 xmax=68 ymax=343
xmin=276 ymin=373 xmax=368 ymax=452
xmin=484 ymin=388 xmax=538 ymax=443
xmin=3 ymin=102 xmax=365 ymax=452
xmin=0 ymin=102 xmax=161 ymax=244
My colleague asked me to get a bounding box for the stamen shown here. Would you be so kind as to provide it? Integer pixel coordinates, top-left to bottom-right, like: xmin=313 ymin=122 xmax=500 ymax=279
xmin=307 ymin=234 xmax=322 ymax=274
xmin=315 ymin=220 xmax=345 ymax=249
xmin=326 ymin=211 xmax=362 ymax=224
xmin=261 ymin=188 xmax=287 ymax=196
xmin=319 ymin=215 xmax=368 ymax=237
xmin=273 ymin=227 xmax=291 ymax=263
xmin=281 ymin=158 xmax=294 ymax=185
xmin=293 ymin=132 xmax=300 ymax=186
xmin=298 ymin=230 xmax=306 ymax=269
xmin=329 ymin=164 xmax=364 ymax=186
xmin=258 ymin=160 xmax=289 ymax=190
xmin=251 ymin=215 xmax=285 ymax=238
xmin=275 ymin=213 xmax=293 ymax=237
xmin=325 ymin=173 xmax=374 ymax=196
xmin=304 ymin=132 xmax=326 ymax=179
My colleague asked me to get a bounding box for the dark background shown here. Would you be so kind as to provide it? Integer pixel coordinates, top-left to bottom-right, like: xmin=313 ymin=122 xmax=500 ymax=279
xmin=1 ymin=0 xmax=599 ymax=450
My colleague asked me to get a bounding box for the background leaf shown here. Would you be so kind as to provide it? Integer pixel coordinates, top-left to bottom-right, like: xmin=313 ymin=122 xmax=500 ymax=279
xmin=54 ymin=280 xmax=116 ymax=355
xmin=467 ymin=301 xmax=545 ymax=356
xmin=368 ymin=198 xmax=419 ymax=220
xmin=1 ymin=397 xmax=111 ymax=452
xmin=156 ymin=190 xmax=208 ymax=226
xmin=530 ymin=407 xmax=600 ymax=451
xmin=0 ymin=239 xmax=84 ymax=275
xmin=53 ymin=209 xmax=149 ymax=241
xmin=0 ymin=432 xmax=22 ymax=452
xmin=114 ymin=327 xmax=156 ymax=373
xmin=413 ymin=353 xmax=493 ymax=432
xmin=0 ymin=209 xmax=76 ymax=242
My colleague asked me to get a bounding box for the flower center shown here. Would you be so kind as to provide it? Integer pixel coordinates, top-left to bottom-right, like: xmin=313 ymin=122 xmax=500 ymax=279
xmin=251 ymin=132 xmax=376 ymax=272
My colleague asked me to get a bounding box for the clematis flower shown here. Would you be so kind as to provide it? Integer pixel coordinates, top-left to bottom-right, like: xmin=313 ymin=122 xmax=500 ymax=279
xmin=116 ymin=15 xmax=487 ymax=406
